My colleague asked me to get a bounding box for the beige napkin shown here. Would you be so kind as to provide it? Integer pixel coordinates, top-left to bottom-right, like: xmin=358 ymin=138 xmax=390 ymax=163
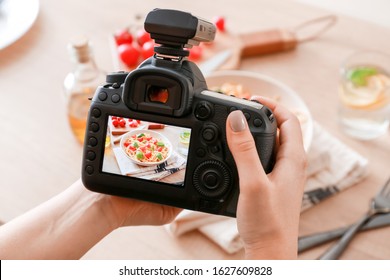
xmin=166 ymin=122 xmax=369 ymax=254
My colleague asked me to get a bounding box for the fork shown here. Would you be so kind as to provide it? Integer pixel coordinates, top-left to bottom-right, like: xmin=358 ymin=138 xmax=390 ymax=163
xmin=318 ymin=176 xmax=390 ymax=260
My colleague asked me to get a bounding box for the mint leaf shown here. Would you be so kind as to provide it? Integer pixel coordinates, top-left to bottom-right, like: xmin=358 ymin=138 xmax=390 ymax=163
xmin=347 ymin=67 xmax=378 ymax=87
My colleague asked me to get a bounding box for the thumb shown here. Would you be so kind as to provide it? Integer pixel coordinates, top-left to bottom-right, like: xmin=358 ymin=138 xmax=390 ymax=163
xmin=226 ymin=110 xmax=268 ymax=191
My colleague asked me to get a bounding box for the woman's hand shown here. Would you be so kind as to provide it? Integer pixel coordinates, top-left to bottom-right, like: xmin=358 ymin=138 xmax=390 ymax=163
xmin=106 ymin=194 xmax=182 ymax=227
xmin=226 ymin=96 xmax=307 ymax=259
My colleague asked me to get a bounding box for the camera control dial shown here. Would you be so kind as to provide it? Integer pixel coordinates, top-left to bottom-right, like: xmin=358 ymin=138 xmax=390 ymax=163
xmin=193 ymin=161 xmax=232 ymax=198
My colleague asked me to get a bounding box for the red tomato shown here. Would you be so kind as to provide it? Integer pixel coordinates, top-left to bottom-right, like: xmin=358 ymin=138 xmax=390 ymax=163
xmin=112 ymin=120 xmax=119 ymax=127
xmin=114 ymin=29 xmax=133 ymax=46
xmin=129 ymin=120 xmax=139 ymax=128
xmin=117 ymin=43 xmax=140 ymax=67
xmin=213 ymin=16 xmax=225 ymax=32
xmin=136 ymin=29 xmax=151 ymax=47
xmin=188 ymin=45 xmax=203 ymax=61
xmin=141 ymin=41 xmax=155 ymax=59
xmin=145 ymin=152 xmax=152 ymax=159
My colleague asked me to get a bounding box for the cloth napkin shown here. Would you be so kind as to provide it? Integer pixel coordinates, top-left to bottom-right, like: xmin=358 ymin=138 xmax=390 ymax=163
xmin=165 ymin=122 xmax=369 ymax=254
xmin=113 ymin=147 xmax=186 ymax=180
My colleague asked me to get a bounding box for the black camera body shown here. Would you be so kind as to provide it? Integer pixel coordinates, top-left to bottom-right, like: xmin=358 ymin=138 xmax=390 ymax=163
xmin=81 ymin=9 xmax=277 ymax=217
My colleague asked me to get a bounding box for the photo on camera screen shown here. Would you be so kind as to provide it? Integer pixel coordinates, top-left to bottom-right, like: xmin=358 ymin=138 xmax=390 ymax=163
xmin=102 ymin=115 xmax=191 ymax=186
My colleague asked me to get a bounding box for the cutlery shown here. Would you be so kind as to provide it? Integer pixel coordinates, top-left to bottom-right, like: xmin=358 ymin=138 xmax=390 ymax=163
xmin=298 ymin=212 xmax=390 ymax=253
xmin=318 ymin=176 xmax=390 ymax=260
xmin=198 ymin=49 xmax=232 ymax=77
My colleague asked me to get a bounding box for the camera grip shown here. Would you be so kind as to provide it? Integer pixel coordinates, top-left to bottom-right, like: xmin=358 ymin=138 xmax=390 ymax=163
xmin=254 ymin=134 xmax=276 ymax=173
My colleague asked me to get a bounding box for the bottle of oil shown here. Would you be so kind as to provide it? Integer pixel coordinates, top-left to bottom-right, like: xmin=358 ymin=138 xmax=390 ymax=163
xmin=63 ymin=37 xmax=105 ymax=144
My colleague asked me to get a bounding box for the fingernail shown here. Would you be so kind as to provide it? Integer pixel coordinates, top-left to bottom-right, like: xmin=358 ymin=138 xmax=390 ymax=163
xmin=229 ymin=110 xmax=247 ymax=132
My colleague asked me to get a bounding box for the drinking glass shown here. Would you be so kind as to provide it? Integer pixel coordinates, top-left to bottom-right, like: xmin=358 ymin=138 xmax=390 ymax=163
xmin=338 ymin=50 xmax=390 ymax=140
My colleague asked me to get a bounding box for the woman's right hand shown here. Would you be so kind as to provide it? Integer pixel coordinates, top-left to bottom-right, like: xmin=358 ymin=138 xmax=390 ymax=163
xmin=226 ymin=96 xmax=307 ymax=259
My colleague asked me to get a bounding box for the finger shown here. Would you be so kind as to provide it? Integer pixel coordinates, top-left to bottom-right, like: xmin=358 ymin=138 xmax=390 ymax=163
xmin=226 ymin=110 xmax=269 ymax=193
xmin=251 ymin=96 xmax=307 ymax=176
xmin=251 ymin=96 xmax=305 ymax=157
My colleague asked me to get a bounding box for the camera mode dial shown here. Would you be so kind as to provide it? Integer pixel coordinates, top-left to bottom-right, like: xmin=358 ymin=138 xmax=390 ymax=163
xmin=193 ymin=160 xmax=232 ymax=198
xmin=106 ymin=71 xmax=128 ymax=84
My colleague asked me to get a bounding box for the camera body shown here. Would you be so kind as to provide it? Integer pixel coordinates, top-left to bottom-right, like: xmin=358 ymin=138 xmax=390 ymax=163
xmin=81 ymin=9 xmax=277 ymax=217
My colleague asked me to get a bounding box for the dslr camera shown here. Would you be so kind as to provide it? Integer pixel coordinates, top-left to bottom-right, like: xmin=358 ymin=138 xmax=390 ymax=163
xmin=81 ymin=9 xmax=277 ymax=217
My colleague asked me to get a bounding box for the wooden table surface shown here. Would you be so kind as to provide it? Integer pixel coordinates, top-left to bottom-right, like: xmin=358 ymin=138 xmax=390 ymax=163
xmin=1 ymin=0 xmax=389 ymax=260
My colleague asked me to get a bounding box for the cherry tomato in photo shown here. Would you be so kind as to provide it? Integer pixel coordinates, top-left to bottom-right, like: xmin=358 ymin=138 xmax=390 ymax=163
xmin=117 ymin=43 xmax=140 ymax=67
xmin=188 ymin=45 xmax=203 ymax=61
xmin=114 ymin=29 xmax=133 ymax=46
xmin=141 ymin=41 xmax=155 ymax=59
xmin=136 ymin=29 xmax=152 ymax=47
xmin=213 ymin=16 xmax=225 ymax=32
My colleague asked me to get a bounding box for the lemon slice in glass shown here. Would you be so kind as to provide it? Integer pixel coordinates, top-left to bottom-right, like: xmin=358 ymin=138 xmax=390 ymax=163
xmin=179 ymin=131 xmax=191 ymax=145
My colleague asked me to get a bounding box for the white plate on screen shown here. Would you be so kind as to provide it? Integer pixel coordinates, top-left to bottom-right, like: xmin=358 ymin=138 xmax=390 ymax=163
xmin=0 ymin=0 xmax=40 ymax=50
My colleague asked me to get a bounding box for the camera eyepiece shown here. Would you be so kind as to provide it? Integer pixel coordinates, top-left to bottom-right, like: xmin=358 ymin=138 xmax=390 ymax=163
xmin=144 ymin=9 xmax=216 ymax=58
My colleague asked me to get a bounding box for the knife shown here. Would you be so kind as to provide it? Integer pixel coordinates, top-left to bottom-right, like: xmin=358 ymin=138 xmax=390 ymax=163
xmin=298 ymin=212 xmax=390 ymax=253
xmin=198 ymin=49 xmax=232 ymax=77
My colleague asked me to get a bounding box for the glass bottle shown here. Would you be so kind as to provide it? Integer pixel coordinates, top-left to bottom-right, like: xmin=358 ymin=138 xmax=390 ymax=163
xmin=63 ymin=37 xmax=105 ymax=144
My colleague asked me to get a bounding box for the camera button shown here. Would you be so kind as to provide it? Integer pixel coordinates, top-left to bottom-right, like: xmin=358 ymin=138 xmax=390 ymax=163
xmin=210 ymin=145 xmax=220 ymax=153
xmin=244 ymin=112 xmax=251 ymax=121
xmin=85 ymin=165 xmax=94 ymax=175
xmin=203 ymin=171 xmax=220 ymax=190
xmin=195 ymin=102 xmax=213 ymax=120
xmin=90 ymin=122 xmax=99 ymax=132
xmin=229 ymin=106 xmax=237 ymax=113
xmin=98 ymin=91 xmax=108 ymax=101
xmin=202 ymin=128 xmax=216 ymax=142
xmin=196 ymin=148 xmax=206 ymax=158
xmin=111 ymin=94 xmax=121 ymax=103
xmin=88 ymin=137 xmax=98 ymax=147
xmin=92 ymin=108 xmax=101 ymax=118
xmin=87 ymin=151 xmax=96 ymax=161
xmin=253 ymin=118 xmax=263 ymax=127
xmin=112 ymin=83 xmax=120 ymax=89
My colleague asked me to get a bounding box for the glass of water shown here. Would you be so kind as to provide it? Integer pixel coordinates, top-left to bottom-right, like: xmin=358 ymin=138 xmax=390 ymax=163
xmin=338 ymin=50 xmax=390 ymax=140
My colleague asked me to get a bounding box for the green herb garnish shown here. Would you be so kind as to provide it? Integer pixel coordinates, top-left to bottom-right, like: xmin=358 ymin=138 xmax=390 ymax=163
xmin=347 ymin=67 xmax=378 ymax=87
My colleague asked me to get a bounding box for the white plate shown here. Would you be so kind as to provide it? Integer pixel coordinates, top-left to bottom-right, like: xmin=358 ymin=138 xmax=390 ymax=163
xmin=206 ymin=70 xmax=313 ymax=152
xmin=0 ymin=0 xmax=40 ymax=50
xmin=120 ymin=129 xmax=173 ymax=167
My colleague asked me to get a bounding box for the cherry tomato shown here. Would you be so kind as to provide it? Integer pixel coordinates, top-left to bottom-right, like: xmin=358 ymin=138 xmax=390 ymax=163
xmin=145 ymin=152 xmax=152 ymax=159
xmin=117 ymin=43 xmax=140 ymax=67
xmin=213 ymin=16 xmax=225 ymax=32
xmin=188 ymin=45 xmax=203 ymax=61
xmin=141 ymin=41 xmax=155 ymax=59
xmin=114 ymin=29 xmax=133 ymax=46
xmin=119 ymin=120 xmax=126 ymax=127
xmin=136 ymin=29 xmax=151 ymax=47
xmin=129 ymin=120 xmax=139 ymax=128
xmin=112 ymin=120 xmax=119 ymax=127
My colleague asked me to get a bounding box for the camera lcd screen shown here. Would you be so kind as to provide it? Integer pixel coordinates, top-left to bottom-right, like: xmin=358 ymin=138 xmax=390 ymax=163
xmin=102 ymin=115 xmax=191 ymax=186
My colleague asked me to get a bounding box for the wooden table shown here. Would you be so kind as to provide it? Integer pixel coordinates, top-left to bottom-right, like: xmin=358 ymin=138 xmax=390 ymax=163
xmin=1 ymin=0 xmax=389 ymax=260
